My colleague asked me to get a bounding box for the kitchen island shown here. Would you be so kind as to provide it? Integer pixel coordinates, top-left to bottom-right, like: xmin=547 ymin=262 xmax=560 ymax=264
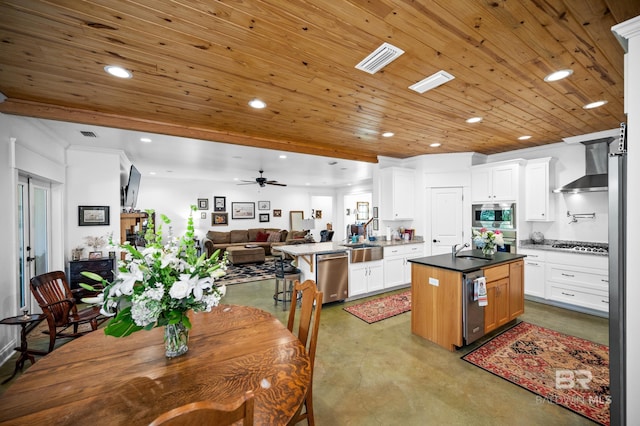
xmin=408 ymin=250 xmax=526 ymax=351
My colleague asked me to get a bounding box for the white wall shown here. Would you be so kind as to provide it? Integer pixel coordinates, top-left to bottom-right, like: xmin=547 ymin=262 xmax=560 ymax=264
xmin=487 ymin=141 xmax=609 ymax=243
xmin=137 ymin=177 xmax=336 ymax=241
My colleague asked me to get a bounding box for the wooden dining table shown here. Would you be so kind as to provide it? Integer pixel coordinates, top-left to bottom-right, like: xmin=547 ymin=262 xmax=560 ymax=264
xmin=0 ymin=305 xmax=311 ymax=425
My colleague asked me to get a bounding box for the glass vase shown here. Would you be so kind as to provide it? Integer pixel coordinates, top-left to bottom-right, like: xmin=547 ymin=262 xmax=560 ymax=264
xmin=481 ymin=244 xmax=495 ymax=257
xmin=164 ymin=322 xmax=189 ymax=358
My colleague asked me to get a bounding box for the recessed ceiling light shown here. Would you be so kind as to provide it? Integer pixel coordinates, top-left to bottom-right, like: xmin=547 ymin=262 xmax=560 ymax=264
xmin=583 ymin=100 xmax=608 ymax=109
xmin=382 ymin=132 xmax=394 ymax=137
xmin=279 ymin=154 xmax=287 ymax=159
xmin=149 ymin=171 xmax=156 ymax=175
xmin=429 ymin=142 xmax=442 ymax=147
xmin=544 ymin=69 xmax=573 ymax=82
xmin=140 ymin=137 xmax=152 ymax=143
xmin=104 ymin=65 xmax=132 ymax=79
xmin=248 ymin=99 xmax=266 ymax=109
xmin=518 ymin=135 xmax=532 ymax=140
xmin=466 ymin=117 xmax=482 ymax=123
xmin=233 ymin=177 xmax=239 ymax=181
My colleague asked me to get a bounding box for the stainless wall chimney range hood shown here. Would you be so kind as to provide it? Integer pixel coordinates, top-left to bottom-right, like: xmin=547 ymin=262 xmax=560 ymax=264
xmin=553 ymin=129 xmax=618 ymax=193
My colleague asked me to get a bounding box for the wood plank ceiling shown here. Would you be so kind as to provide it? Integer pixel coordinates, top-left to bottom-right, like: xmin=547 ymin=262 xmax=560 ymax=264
xmin=0 ymin=0 xmax=638 ymax=163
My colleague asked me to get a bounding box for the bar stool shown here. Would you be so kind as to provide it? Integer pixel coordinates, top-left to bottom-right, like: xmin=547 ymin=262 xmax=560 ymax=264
xmin=273 ymin=254 xmax=301 ymax=311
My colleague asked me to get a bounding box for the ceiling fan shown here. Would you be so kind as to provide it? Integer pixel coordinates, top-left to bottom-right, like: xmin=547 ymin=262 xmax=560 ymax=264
xmin=238 ymin=170 xmax=287 ymax=187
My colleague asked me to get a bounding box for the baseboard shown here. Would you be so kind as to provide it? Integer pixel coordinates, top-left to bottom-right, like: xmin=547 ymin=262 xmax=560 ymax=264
xmin=524 ymin=295 xmax=609 ymax=319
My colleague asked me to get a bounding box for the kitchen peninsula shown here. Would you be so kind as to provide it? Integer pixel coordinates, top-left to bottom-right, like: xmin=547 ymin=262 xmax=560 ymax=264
xmin=409 ymin=251 xmax=526 ymax=351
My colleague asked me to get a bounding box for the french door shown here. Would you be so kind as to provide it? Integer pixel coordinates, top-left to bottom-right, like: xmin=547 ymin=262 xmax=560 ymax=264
xmin=17 ymin=175 xmax=51 ymax=312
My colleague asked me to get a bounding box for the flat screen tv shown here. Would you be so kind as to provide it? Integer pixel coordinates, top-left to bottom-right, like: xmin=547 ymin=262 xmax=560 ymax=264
xmin=122 ymin=165 xmax=141 ymax=211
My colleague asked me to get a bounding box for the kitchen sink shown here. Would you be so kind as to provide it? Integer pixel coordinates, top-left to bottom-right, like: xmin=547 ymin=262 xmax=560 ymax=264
xmin=455 ymin=255 xmax=491 ymax=262
xmin=341 ymin=244 xmax=384 ymax=263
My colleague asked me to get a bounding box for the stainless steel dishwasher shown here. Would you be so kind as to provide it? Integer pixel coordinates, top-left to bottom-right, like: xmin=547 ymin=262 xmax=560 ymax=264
xmin=316 ymin=251 xmax=349 ymax=304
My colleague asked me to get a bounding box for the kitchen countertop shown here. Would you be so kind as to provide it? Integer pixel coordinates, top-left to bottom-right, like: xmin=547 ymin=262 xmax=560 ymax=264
xmin=275 ymin=239 xmax=424 ymax=256
xmin=519 ymin=239 xmax=608 ymax=256
xmin=409 ymin=249 xmax=526 ymax=273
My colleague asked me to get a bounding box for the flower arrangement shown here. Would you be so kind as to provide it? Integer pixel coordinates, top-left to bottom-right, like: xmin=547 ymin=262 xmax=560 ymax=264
xmin=472 ymin=228 xmax=504 ymax=256
xmin=81 ymin=206 xmax=228 ymax=343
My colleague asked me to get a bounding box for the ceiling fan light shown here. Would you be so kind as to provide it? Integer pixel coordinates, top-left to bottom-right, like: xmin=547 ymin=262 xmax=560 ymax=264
xmin=104 ymin=65 xmax=132 ymax=79
xmin=583 ymin=100 xmax=607 ymax=109
xmin=544 ymin=69 xmax=573 ymax=82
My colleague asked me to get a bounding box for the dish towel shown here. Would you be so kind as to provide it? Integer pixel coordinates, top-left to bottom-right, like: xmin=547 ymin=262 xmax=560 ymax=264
xmin=476 ymin=277 xmax=488 ymax=307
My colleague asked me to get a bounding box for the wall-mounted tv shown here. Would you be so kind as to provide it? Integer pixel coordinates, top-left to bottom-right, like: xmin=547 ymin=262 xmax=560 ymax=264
xmin=122 ymin=164 xmax=141 ymax=211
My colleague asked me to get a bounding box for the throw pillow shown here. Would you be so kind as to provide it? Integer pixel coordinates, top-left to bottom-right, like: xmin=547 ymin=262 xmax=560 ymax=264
xmin=256 ymin=231 xmax=269 ymax=242
xmin=267 ymin=231 xmax=281 ymax=242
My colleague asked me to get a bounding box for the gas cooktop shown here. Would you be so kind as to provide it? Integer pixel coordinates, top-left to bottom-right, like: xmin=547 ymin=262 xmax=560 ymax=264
xmin=551 ymin=242 xmax=608 ymax=254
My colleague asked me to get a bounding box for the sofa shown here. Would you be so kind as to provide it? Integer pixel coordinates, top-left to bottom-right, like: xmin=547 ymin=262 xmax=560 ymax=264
xmin=203 ymin=228 xmax=307 ymax=257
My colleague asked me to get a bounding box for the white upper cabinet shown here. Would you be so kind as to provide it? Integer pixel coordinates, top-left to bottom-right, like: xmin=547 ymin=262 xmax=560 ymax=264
xmin=525 ymin=158 xmax=554 ymax=222
xmin=380 ymin=167 xmax=415 ymax=220
xmin=471 ymin=162 xmax=520 ymax=203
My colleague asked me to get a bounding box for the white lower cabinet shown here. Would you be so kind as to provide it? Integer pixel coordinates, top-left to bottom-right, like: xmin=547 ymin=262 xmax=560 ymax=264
xmin=383 ymin=243 xmax=425 ymax=288
xmin=348 ymin=260 xmax=384 ymax=297
xmin=518 ymin=248 xmax=546 ymax=298
xmin=545 ymin=252 xmax=608 ymax=313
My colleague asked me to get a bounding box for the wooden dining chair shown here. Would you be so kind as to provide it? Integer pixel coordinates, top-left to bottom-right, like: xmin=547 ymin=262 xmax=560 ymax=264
xmin=149 ymin=390 xmax=254 ymax=426
xmin=287 ymin=280 xmax=323 ymax=426
xmin=30 ymin=270 xmax=101 ymax=353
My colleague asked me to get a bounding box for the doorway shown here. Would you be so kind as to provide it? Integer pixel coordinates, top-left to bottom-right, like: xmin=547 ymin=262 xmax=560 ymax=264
xmin=430 ymin=187 xmax=464 ymax=255
xmin=17 ymin=175 xmax=51 ymax=312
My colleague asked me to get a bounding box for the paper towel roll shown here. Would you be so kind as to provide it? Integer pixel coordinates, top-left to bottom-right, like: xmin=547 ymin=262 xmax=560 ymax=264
xmin=386 ymin=226 xmax=391 ymax=241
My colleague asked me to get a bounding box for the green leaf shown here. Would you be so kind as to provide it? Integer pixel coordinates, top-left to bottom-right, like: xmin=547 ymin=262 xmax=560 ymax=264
xmin=79 ymin=283 xmax=98 ymax=291
xmin=103 ymin=306 xmax=144 ymax=337
xmin=80 ymin=271 xmax=106 ymax=284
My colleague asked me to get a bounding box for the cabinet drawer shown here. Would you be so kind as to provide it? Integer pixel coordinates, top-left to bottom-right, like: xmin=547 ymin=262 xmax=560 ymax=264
xmin=69 ymin=259 xmax=114 ymax=273
xmin=483 ymin=264 xmax=509 ymax=282
xmin=547 ymin=264 xmax=608 ymax=290
xmin=549 ymin=284 xmax=609 ymax=312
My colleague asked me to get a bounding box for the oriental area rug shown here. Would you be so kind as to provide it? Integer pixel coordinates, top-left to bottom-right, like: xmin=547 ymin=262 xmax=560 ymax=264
xmin=462 ymin=322 xmax=610 ymax=426
xmin=343 ymin=290 xmax=411 ymax=324
xmin=216 ymin=258 xmax=276 ymax=285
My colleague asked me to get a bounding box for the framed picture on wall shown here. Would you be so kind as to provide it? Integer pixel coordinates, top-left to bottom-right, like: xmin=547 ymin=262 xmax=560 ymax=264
xmin=212 ymin=213 xmax=228 ymax=226
xmin=232 ymin=202 xmax=255 ymax=219
xmin=273 ymin=209 xmax=282 ymax=217
xmin=197 ymin=198 xmax=208 ymax=210
xmin=258 ymin=201 xmax=270 ymax=210
xmin=214 ymin=196 xmax=226 ymax=212
xmin=78 ymin=206 xmax=110 ymax=226
xmin=200 ymin=212 xmax=207 ymax=220
xmin=259 ymin=213 xmax=270 ymax=222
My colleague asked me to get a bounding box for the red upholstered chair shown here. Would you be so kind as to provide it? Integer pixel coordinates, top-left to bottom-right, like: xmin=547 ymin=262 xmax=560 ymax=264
xmin=30 ymin=271 xmax=101 ymax=353
xmin=149 ymin=390 xmax=254 ymax=426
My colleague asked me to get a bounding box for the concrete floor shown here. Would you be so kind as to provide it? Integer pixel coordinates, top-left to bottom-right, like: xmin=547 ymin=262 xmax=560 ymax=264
xmin=0 ymin=279 xmax=608 ymax=425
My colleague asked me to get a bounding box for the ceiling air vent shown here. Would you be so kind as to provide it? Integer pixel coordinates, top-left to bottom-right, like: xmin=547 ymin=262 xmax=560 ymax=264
xmin=409 ymin=71 xmax=455 ymax=94
xmin=80 ymin=131 xmax=97 ymax=137
xmin=355 ymin=42 xmax=405 ymax=74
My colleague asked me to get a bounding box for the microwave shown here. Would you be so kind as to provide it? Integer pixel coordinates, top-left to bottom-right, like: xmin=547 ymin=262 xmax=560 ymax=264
xmin=472 ymin=203 xmax=516 ymax=229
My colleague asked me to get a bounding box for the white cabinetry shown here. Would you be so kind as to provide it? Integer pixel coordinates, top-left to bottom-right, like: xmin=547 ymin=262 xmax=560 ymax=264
xmin=525 ymin=158 xmax=554 ymax=221
xmin=383 ymin=243 xmax=425 ymax=288
xmin=348 ymin=260 xmax=384 ymax=297
xmin=518 ymin=248 xmax=546 ymax=298
xmin=380 ymin=167 xmax=415 ymax=220
xmin=546 ymin=252 xmax=609 ymax=313
xmin=388 ymin=244 xmax=424 ymax=287
xmin=471 ymin=162 xmax=520 ymax=203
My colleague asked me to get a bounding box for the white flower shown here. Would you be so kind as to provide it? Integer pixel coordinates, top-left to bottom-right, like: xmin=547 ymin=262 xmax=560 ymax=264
xmin=169 ymin=276 xmax=191 ymax=299
xmin=211 ymin=269 xmax=226 ymax=279
xmin=192 ymin=277 xmax=213 ymax=301
xmin=217 ymin=284 xmax=227 ymax=297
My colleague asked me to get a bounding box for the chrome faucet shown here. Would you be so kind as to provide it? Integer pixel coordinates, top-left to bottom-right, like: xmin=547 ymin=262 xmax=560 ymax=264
xmin=452 ymin=243 xmax=470 ymax=257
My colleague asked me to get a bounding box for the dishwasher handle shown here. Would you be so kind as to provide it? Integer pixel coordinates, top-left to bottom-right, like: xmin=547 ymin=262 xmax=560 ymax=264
xmin=317 ymin=252 xmax=348 ymax=262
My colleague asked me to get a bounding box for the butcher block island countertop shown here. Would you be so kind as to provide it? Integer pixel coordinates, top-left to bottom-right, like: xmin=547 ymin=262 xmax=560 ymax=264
xmin=408 ymin=251 xmax=526 ymax=351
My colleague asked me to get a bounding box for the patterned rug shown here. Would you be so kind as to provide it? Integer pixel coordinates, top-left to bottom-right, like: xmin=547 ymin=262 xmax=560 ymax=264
xmin=343 ymin=291 xmax=411 ymax=324
xmin=462 ymin=322 xmax=610 ymax=425
xmin=216 ymin=257 xmax=276 ymax=285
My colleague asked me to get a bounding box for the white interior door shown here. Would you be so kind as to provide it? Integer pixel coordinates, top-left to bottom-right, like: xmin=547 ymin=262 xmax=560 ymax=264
xmin=17 ymin=175 xmax=51 ymax=313
xmin=431 ymin=187 xmax=464 ymax=255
